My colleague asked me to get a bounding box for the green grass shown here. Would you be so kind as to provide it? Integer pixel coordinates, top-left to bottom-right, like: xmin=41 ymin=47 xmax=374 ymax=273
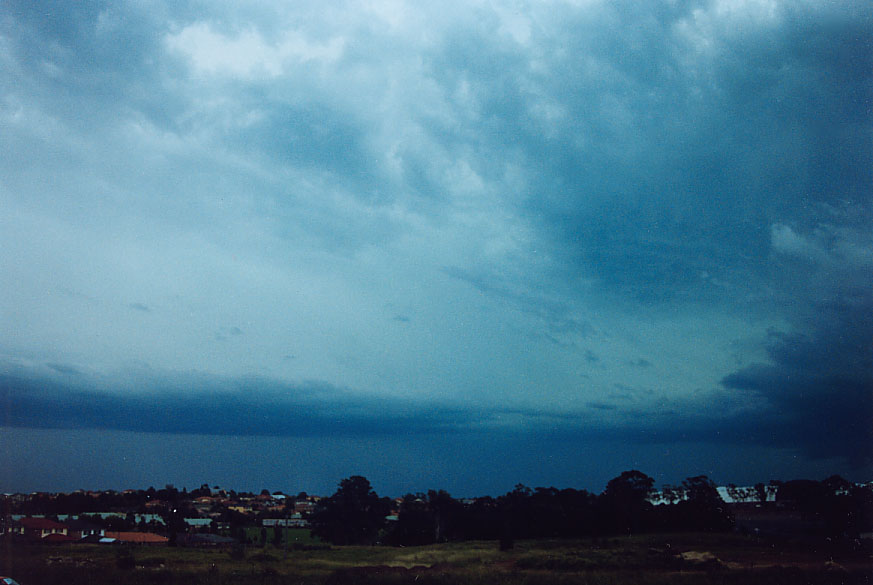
xmin=2 ymin=533 xmax=870 ymax=585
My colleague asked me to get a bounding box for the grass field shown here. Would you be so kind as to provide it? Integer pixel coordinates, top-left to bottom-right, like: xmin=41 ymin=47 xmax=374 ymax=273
xmin=1 ymin=532 xmax=870 ymax=584
xmin=241 ymin=526 xmax=323 ymax=547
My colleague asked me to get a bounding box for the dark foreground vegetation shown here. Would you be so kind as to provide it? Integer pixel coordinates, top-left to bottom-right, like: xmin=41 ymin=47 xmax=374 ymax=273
xmin=308 ymin=473 xmax=872 ymax=547
xmin=306 ymin=472 xmax=738 ymax=548
xmin=2 ymin=531 xmax=871 ymax=585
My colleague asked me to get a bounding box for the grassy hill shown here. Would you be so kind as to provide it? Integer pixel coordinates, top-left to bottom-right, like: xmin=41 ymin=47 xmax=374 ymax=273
xmin=1 ymin=532 xmax=870 ymax=584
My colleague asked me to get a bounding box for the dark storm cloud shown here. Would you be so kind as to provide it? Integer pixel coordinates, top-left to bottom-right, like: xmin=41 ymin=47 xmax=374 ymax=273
xmin=471 ymin=1 xmax=873 ymax=303
xmin=0 ymin=364 xmax=800 ymax=456
xmin=722 ymin=223 xmax=873 ymax=467
xmin=0 ymin=362 xmax=745 ymax=445
xmin=1 ymin=367 xmax=650 ymax=439
xmin=586 ymin=402 xmax=617 ymax=411
xmin=725 ymin=373 xmax=871 ymax=462
xmin=0 ymin=371 xmax=475 ymax=438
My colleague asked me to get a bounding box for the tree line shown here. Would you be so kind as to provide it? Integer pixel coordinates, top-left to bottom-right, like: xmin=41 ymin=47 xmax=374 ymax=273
xmin=310 ymin=472 xmax=731 ymax=546
xmin=310 ymin=472 xmax=873 ymax=547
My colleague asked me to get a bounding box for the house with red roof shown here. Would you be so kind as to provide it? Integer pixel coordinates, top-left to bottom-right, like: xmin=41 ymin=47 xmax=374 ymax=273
xmin=10 ymin=518 xmax=69 ymax=540
xmin=104 ymin=531 xmax=168 ymax=545
xmin=42 ymin=533 xmax=78 ymax=544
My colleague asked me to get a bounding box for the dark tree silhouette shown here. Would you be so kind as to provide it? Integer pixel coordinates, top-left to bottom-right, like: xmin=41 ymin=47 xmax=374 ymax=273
xmin=754 ymin=482 xmax=768 ymax=503
xmin=390 ymin=490 xmax=464 ymax=545
xmin=498 ymin=484 xmax=534 ymax=545
xmin=458 ymin=496 xmax=501 ymax=541
xmin=677 ymin=475 xmax=734 ymax=532
xmin=390 ymin=494 xmax=432 ymax=545
xmin=598 ymin=470 xmax=655 ymax=534
xmin=778 ymin=476 xmax=871 ymax=537
xmin=427 ymin=490 xmax=463 ymax=542
xmin=309 ymin=476 xmax=392 ymax=545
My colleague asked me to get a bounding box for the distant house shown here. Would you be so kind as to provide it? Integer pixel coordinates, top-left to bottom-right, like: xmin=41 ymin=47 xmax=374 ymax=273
xmin=80 ymin=534 xmax=112 ymax=544
xmin=41 ymin=532 xmax=78 ymax=544
xmin=183 ymin=518 xmax=213 ymax=530
xmin=63 ymin=518 xmax=104 ymax=540
xmin=262 ymin=515 xmax=309 ymax=528
xmin=193 ymin=496 xmax=215 ymax=513
xmin=104 ymin=531 xmax=168 ymax=545
xmin=12 ymin=518 xmax=69 ymax=540
xmin=294 ymin=500 xmax=316 ymax=514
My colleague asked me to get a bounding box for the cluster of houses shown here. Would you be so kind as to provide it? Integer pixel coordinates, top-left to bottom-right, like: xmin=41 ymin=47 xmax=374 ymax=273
xmin=4 ymin=480 xmax=870 ymax=545
xmin=1 ymin=486 xmax=322 ymax=547
xmin=4 ymin=517 xmax=169 ymax=545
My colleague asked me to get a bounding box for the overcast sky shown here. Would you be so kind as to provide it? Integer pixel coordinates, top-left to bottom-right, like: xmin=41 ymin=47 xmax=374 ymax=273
xmin=1 ymin=0 xmax=871 ymax=497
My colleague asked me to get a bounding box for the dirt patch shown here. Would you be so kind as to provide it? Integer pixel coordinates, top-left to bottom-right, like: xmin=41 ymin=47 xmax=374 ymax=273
xmin=673 ymin=550 xmax=726 ymax=570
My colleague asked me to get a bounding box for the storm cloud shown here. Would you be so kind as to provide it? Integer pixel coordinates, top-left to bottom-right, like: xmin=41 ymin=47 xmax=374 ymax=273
xmin=1 ymin=0 xmax=870 ymax=493
xmin=723 ymin=222 xmax=873 ymax=466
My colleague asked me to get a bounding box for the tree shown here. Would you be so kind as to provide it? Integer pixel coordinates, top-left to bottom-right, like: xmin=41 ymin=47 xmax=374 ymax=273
xmin=754 ymin=482 xmax=768 ymax=503
xmin=164 ymin=508 xmax=188 ymax=546
xmin=498 ymin=484 xmax=534 ymax=544
xmin=777 ymin=479 xmax=827 ymax=519
xmin=428 ymin=490 xmax=463 ymax=542
xmin=556 ymin=488 xmax=598 ymax=537
xmin=309 ymin=476 xmax=392 ymax=545
xmin=390 ymin=494 xmax=432 ymax=546
xmin=661 ymin=484 xmax=685 ymax=506
xmin=603 ymin=471 xmax=655 ymax=503
xmin=599 ymin=470 xmax=655 ymax=534
xmin=677 ymin=475 xmax=734 ymax=532
xmin=781 ymin=476 xmax=863 ymax=537
xmin=458 ymin=496 xmax=501 ymax=541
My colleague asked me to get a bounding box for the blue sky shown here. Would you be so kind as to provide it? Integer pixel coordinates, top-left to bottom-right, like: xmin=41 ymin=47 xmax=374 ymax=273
xmin=1 ymin=0 xmax=871 ymax=497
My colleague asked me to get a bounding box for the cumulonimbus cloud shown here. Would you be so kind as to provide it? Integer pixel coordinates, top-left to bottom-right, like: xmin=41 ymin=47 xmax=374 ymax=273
xmin=722 ymin=223 xmax=873 ymax=467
